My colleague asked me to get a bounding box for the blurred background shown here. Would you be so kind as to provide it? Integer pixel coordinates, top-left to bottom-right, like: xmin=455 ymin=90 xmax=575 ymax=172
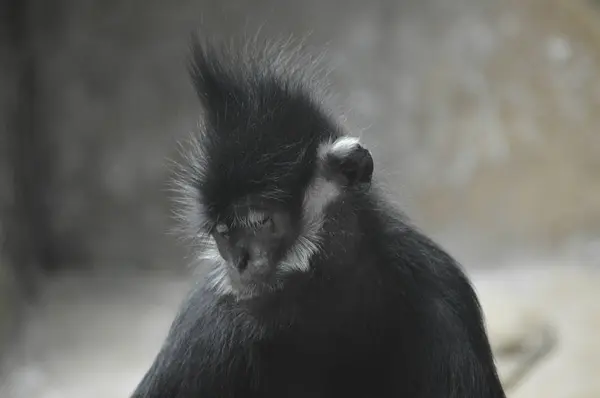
xmin=1 ymin=0 xmax=599 ymax=396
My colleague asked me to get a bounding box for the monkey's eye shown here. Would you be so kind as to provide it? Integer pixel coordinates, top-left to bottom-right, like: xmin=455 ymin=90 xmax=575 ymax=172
xmin=257 ymin=216 xmax=274 ymax=231
xmin=246 ymin=215 xmax=274 ymax=233
xmin=247 ymin=212 xmax=272 ymax=229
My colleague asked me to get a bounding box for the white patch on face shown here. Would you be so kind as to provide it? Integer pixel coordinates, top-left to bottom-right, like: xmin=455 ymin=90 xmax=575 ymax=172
xmin=247 ymin=210 xmax=267 ymax=224
xmin=279 ymin=176 xmax=340 ymax=273
xmin=199 ymin=238 xmax=233 ymax=296
xmin=303 ymin=176 xmax=341 ymax=218
xmin=234 ymin=210 xmax=268 ymax=229
xmin=318 ymin=136 xmax=361 ymax=160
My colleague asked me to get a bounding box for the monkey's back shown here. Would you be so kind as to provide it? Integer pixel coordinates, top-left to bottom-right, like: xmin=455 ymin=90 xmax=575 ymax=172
xmin=134 ymin=220 xmax=504 ymax=398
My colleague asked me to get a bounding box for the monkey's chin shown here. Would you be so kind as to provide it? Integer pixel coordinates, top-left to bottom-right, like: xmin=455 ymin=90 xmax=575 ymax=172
xmin=226 ymin=270 xmax=283 ymax=301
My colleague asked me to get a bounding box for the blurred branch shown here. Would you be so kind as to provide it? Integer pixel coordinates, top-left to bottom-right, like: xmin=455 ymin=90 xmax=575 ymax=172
xmin=501 ymin=324 xmax=558 ymax=392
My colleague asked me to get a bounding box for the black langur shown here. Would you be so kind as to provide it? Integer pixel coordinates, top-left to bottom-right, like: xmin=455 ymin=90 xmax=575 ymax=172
xmin=131 ymin=37 xmax=507 ymax=398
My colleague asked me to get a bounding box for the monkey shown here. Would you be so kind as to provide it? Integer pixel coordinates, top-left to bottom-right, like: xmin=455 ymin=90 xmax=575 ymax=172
xmin=130 ymin=36 xmax=507 ymax=398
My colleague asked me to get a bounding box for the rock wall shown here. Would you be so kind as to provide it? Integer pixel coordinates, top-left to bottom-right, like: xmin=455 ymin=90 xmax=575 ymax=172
xmin=3 ymin=0 xmax=600 ymax=272
xmin=0 ymin=0 xmax=22 ymax=354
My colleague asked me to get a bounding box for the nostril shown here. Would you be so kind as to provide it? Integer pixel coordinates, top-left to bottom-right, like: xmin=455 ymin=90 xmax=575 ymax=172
xmin=236 ymin=251 xmax=250 ymax=272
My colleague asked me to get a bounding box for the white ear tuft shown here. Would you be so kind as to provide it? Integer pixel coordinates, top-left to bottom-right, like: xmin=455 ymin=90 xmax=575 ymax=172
xmin=319 ymin=136 xmax=362 ymax=160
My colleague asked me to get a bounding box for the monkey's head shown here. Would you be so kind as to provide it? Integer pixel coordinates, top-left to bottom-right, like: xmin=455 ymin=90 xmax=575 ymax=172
xmin=177 ymin=39 xmax=374 ymax=299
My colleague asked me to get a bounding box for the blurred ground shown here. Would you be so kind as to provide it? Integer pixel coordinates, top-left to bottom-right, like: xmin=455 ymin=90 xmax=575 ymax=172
xmin=2 ymin=0 xmax=600 ymax=396
xmin=478 ymin=259 xmax=600 ymax=398
xmin=2 ymin=258 xmax=600 ymax=398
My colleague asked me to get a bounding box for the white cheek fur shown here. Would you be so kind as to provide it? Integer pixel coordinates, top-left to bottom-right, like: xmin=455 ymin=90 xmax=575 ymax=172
xmin=279 ymin=136 xmax=363 ymax=273
xmin=199 ymin=239 xmax=234 ymax=296
xmin=279 ymin=176 xmax=339 ymax=273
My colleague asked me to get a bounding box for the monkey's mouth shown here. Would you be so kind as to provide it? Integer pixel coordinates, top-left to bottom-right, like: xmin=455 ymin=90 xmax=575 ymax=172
xmin=225 ymin=263 xmax=282 ymax=299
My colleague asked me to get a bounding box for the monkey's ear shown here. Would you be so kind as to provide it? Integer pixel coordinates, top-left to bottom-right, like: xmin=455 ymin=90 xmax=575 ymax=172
xmin=321 ymin=137 xmax=374 ymax=186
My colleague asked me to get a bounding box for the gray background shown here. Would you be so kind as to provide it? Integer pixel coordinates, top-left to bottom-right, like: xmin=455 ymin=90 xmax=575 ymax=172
xmin=1 ymin=0 xmax=600 ymax=397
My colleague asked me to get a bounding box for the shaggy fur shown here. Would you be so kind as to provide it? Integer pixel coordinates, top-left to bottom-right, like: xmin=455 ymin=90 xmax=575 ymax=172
xmin=131 ymin=36 xmax=506 ymax=398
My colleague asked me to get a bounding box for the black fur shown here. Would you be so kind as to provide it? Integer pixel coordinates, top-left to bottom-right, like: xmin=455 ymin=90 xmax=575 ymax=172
xmin=324 ymin=142 xmax=374 ymax=186
xmin=131 ymin=37 xmax=506 ymax=398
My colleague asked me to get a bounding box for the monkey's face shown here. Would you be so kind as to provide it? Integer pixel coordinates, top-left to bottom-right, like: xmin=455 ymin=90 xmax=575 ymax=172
xmin=187 ymin=135 xmax=375 ymax=299
xmin=209 ymin=206 xmax=299 ymax=296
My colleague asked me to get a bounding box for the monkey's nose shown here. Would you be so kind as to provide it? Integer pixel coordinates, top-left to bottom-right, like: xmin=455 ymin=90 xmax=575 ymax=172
xmin=235 ymin=250 xmax=250 ymax=272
